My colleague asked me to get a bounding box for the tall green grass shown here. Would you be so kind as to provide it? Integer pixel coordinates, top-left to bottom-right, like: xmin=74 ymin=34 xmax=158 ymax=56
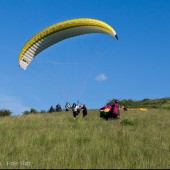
xmin=0 ymin=109 xmax=169 ymax=169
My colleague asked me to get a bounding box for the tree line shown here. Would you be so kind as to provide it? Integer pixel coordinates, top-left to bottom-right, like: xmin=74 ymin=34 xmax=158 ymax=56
xmin=107 ymin=97 xmax=170 ymax=109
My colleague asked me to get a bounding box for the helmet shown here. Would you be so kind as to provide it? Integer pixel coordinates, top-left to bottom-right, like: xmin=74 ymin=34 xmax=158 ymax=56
xmin=115 ymin=100 xmax=119 ymax=103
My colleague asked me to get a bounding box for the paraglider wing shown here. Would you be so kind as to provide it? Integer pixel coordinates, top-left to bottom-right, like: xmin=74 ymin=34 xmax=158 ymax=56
xmin=100 ymin=105 xmax=112 ymax=113
xmin=18 ymin=18 xmax=118 ymax=70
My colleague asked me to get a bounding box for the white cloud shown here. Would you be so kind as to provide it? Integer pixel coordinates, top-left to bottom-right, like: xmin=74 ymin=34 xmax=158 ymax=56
xmin=95 ymin=73 xmax=107 ymax=81
xmin=0 ymin=95 xmax=30 ymax=115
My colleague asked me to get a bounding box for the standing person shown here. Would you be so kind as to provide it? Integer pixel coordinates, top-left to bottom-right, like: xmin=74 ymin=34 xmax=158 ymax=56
xmin=111 ymin=100 xmax=120 ymax=119
xmin=56 ymin=104 xmax=62 ymax=112
xmin=50 ymin=106 xmax=54 ymax=113
xmin=81 ymin=104 xmax=87 ymax=117
xmin=65 ymin=102 xmax=68 ymax=111
xmin=56 ymin=104 xmax=59 ymax=111
xmin=72 ymin=103 xmax=79 ymax=119
xmin=65 ymin=102 xmax=71 ymax=111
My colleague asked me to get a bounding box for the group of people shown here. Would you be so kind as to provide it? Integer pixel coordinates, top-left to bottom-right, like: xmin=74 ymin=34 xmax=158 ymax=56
xmin=49 ymin=102 xmax=88 ymax=119
xmin=72 ymin=103 xmax=87 ymax=119
xmin=50 ymin=104 xmax=62 ymax=113
xmin=49 ymin=99 xmax=121 ymax=121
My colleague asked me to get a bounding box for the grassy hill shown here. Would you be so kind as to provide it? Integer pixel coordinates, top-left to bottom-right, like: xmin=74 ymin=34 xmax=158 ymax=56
xmin=0 ymin=108 xmax=169 ymax=169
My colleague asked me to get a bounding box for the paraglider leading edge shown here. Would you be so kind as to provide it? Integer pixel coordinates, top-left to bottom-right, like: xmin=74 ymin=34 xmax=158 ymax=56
xmin=18 ymin=18 xmax=118 ymax=70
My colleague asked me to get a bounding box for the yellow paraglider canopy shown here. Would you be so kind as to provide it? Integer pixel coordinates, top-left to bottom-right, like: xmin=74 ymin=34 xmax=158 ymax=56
xmin=18 ymin=18 xmax=118 ymax=70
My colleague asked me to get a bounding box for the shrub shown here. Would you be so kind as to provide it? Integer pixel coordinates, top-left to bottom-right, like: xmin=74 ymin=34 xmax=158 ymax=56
xmin=0 ymin=109 xmax=12 ymax=117
xmin=30 ymin=108 xmax=38 ymax=114
xmin=23 ymin=110 xmax=31 ymax=115
xmin=23 ymin=108 xmax=39 ymax=115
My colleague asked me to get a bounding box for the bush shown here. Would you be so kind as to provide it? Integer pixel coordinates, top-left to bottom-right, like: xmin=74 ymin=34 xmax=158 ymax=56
xmin=0 ymin=109 xmax=12 ymax=117
xmin=30 ymin=108 xmax=38 ymax=114
xmin=23 ymin=108 xmax=48 ymax=115
xmin=23 ymin=110 xmax=31 ymax=115
xmin=23 ymin=108 xmax=39 ymax=115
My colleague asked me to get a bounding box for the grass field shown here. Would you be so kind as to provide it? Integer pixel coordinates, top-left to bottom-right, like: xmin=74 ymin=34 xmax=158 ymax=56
xmin=0 ymin=109 xmax=169 ymax=169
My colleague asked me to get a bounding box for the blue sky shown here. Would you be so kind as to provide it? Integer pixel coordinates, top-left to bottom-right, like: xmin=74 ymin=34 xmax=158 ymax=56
xmin=0 ymin=0 xmax=170 ymax=115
